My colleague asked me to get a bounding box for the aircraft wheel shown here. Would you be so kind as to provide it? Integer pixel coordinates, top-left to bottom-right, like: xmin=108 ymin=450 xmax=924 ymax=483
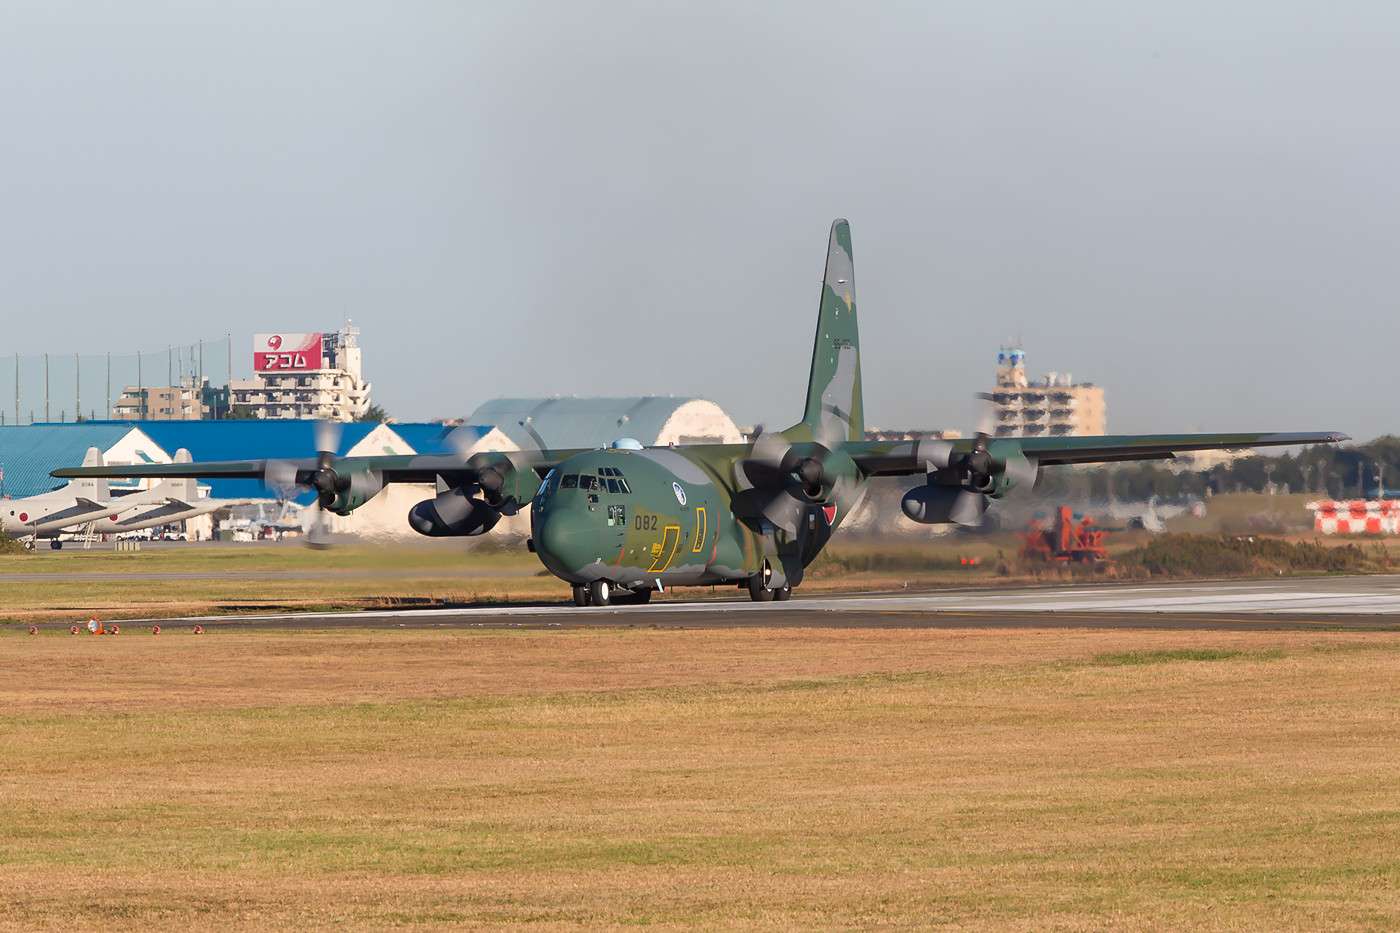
xmin=774 ymin=584 xmax=792 ymax=601
xmin=572 ymin=584 xmax=590 ymax=607
xmin=629 ymin=587 xmax=653 ymax=605
xmin=50 ymin=540 xmax=63 ymax=550
xmin=589 ymin=579 xmax=612 ymax=607
xmin=747 ymin=575 xmax=775 ymax=602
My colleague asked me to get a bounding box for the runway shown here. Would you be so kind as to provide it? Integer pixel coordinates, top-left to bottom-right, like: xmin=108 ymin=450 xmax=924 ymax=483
xmin=78 ymin=574 xmax=1400 ymax=631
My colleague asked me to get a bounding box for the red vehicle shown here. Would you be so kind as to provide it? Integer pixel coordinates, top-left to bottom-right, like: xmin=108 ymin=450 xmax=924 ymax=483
xmin=1018 ymin=507 xmax=1110 ymax=563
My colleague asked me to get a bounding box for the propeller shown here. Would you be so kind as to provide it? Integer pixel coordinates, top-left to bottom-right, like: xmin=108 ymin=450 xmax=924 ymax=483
xmin=308 ymin=419 xmax=346 ymax=510
xmin=902 ymin=396 xmax=1039 ymax=528
xmin=738 ymin=418 xmax=864 ymax=535
xmin=444 ymin=422 xmax=546 ymax=513
xmin=406 ymin=422 xmax=548 ymax=538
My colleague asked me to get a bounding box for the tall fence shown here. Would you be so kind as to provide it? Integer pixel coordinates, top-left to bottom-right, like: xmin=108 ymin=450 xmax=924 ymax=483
xmin=0 ymin=336 xmax=233 ymax=424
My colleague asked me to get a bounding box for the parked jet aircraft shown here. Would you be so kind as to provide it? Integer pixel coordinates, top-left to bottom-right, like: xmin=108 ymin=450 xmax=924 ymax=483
xmin=11 ymin=448 xmax=231 ymax=548
xmin=55 ymin=220 xmax=1346 ymax=602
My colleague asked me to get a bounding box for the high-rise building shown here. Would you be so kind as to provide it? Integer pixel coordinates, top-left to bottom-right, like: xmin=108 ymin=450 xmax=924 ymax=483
xmin=990 ymin=343 xmax=1105 ymax=438
xmin=229 ymin=325 xmax=371 ymax=421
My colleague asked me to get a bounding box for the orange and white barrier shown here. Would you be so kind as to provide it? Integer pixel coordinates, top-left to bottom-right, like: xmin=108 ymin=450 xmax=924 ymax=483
xmin=1305 ymin=500 xmax=1400 ymax=534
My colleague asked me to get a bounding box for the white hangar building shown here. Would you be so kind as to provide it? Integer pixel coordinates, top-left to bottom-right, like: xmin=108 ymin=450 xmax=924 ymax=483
xmin=466 ymin=397 xmax=743 ymax=450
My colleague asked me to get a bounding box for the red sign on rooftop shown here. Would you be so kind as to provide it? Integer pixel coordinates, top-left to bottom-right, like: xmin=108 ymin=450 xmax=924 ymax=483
xmin=253 ymin=333 xmax=324 ymax=372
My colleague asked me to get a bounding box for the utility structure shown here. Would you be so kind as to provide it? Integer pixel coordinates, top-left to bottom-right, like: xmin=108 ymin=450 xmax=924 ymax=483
xmin=1018 ymin=507 xmax=1111 ymax=563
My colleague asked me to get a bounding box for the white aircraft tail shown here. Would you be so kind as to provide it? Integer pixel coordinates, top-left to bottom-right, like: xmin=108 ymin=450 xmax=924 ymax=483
xmin=64 ymin=448 xmax=110 ymax=501
xmin=146 ymin=449 xmax=200 ymax=503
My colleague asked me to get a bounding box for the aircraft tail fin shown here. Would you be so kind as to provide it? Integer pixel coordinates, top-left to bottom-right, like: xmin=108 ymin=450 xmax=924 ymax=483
xmin=795 ymin=219 xmax=863 ymax=444
xmin=65 ymin=447 xmax=110 ymax=500
xmin=148 ymin=449 xmax=199 ymax=502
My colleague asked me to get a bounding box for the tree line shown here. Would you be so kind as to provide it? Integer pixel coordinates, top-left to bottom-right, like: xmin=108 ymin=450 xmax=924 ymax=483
xmin=1039 ymin=436 xmax=1400 ymax=502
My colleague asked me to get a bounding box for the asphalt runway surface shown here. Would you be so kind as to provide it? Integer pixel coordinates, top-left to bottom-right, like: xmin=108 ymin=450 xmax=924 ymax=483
xmin=59 ymin=575 xmax=1400 ymax=632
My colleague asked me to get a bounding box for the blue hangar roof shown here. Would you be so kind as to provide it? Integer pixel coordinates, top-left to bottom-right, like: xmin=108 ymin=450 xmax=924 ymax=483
xmin=109 ymin=420 xmax=387 ymax=502
xmin=389 ymin=422 xmax=491 ymax=455
xmin=0 ymin=423 xmax=142 ymax=498
xmin=1 ymin=420 xmax=504 ymax=504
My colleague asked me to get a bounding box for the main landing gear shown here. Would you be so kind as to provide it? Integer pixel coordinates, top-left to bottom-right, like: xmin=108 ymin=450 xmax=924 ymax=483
xmin=745 ymin=560 xmax=792 ymax=602
xmin=746 ymin=576 xmax=791 ymax=602
xmin=572 ymin=582 xmax=654 ymax=607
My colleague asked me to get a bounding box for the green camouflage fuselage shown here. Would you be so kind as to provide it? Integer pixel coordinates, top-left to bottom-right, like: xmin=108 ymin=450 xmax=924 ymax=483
xmin=530 ymin=441 xmax=854 ymax=590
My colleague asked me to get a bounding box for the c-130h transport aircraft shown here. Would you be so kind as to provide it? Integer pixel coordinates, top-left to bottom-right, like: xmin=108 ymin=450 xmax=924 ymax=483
xmin=56 ymin=221 xmax=1346 ymax=606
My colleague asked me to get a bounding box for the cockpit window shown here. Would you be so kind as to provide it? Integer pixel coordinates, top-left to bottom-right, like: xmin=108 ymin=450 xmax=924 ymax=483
xmin=560 ymin=474 xmax=579 ymax=489
xmin=617 ymin=478 xmax=631 ymax=494
xmin=581 ymin=475 xmax=599 ymax=491
xmin=606 ymin=478 xmax=620 ymax=494
xmin=535 ymin=469 xmax=559 ymax=507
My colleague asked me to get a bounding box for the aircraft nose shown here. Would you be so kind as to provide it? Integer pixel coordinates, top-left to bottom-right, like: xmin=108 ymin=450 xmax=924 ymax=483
xmin=534 ymin=508 xmax=600 ymax=567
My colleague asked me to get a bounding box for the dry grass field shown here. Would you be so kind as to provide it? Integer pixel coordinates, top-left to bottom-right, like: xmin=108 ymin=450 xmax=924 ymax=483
xmin=3 ymin=624 xmax=1399 ymax=931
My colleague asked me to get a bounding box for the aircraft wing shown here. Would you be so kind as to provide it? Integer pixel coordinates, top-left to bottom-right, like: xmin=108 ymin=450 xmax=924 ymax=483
xmin=851 ymin=431 xmax=1349 ymax=476
xmin=52 ymin=451 xmax=578 ymax=486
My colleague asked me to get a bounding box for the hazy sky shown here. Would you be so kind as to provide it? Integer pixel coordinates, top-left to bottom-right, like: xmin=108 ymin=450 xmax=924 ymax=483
xmin=1 ymin=2 xmax=1394 ymax=440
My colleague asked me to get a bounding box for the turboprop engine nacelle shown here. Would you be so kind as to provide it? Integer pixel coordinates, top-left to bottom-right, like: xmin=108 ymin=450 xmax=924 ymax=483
xmin=901 ymin=483 xmax=987 ymax=526
xmin=966 ymin=442 xmax=1035 ymax=499
xmin=407 ymin=486 xmax=502 ymax=537
xmin=468 ymin=452 xmax=543 ymax=509
xmin=792 ymin=448 xmax=857 ymax=505
xmin=319 ymin=468 xmax=384 ymax=516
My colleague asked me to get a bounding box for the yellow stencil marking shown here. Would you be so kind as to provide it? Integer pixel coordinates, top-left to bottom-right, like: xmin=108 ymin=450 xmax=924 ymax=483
xmin=648 ymin=526 xmax=682 ymax=573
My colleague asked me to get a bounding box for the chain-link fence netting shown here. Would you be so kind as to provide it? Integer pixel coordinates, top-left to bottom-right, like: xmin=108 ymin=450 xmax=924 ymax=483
xmin=0 ymin=336 xmax=233 ymax=423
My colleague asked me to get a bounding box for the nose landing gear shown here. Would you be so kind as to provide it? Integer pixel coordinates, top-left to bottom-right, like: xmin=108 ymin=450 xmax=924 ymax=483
xmin=573 ymin=580 xmax=614 ymax=607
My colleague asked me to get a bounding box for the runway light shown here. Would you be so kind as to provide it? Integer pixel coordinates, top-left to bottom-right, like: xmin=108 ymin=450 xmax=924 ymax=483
xmin=28 ymin=626 xmax=37 ymax=635
xmin=152 ymin=625 xmax=161 ymax=635
xmin=70 ymin=625 xmax=79 ymax=635
xmin=86 ymin=618 xmax=103 ymax=635
xmin=109 ymin=624 xmax=120 ymax=635
xmin=193 ymin=625 xmax=203 ymax=635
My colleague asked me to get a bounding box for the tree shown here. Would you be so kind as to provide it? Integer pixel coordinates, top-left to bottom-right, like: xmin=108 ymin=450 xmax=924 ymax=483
xmin=225 ymin=405 xmax=259 ymax=420
xmin=357 ymin=403 xmax=389 ymax=423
